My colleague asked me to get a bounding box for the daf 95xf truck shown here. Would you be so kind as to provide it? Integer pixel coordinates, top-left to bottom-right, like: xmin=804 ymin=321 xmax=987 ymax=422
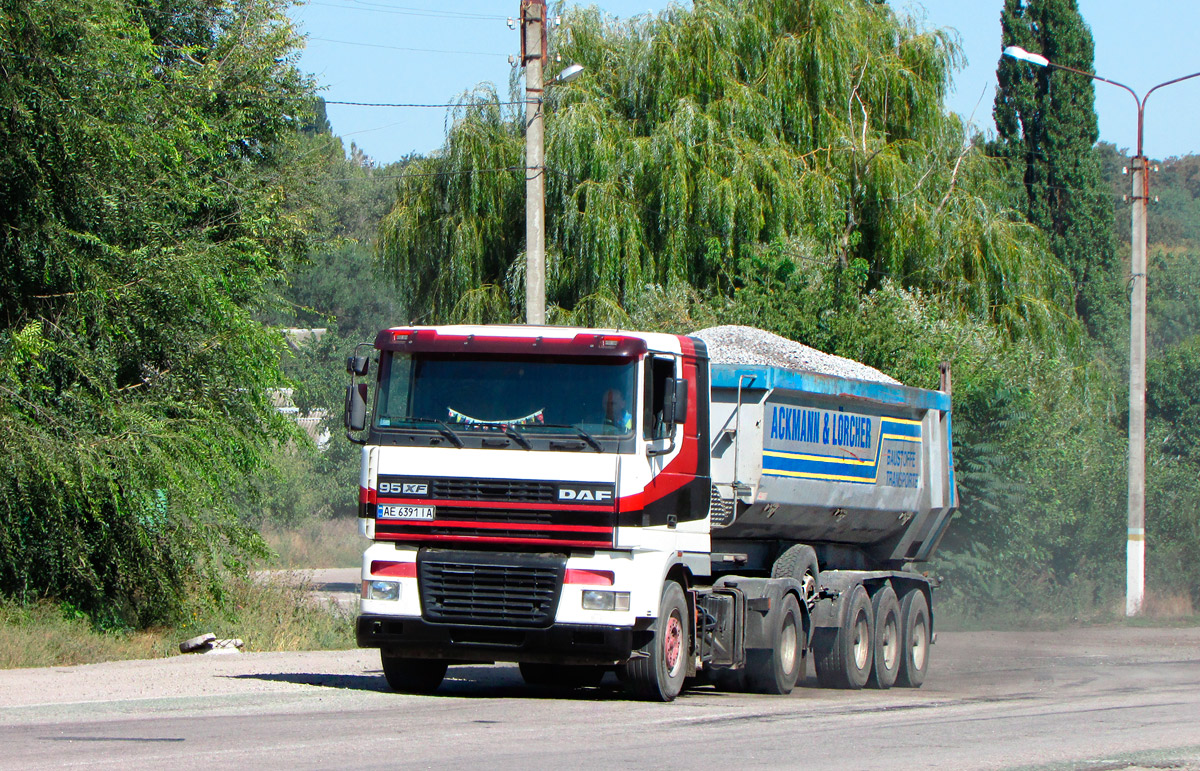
xmin=344 ymin=324 xmax=956 ymax=701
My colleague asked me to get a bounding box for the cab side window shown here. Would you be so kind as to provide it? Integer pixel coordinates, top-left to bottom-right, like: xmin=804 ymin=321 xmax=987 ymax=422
xmin=643 ymin=357 xmax=676 ymax=441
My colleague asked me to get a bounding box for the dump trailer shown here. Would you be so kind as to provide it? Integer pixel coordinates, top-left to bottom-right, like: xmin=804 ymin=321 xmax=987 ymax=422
xmin=345 ymin=324 xmax=956 ymax=700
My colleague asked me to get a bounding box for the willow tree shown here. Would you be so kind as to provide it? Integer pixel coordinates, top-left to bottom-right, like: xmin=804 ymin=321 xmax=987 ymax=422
xmin=379 ymin=0 xmax=1071 ymax=339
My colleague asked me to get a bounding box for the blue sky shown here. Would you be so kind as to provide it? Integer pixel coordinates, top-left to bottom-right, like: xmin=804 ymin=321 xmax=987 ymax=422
xmin=291 ymin=0 xmax=1200 ymax=164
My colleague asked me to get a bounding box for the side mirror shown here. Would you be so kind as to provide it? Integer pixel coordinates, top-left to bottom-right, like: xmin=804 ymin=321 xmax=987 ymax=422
xmin=661 ymin=377 xmax=689 ymax=429
xmin=346 ymin=356 xmax=369 ymax=376
xmin=672 ymin=378 xmax=689 ymax=424
xmin=345 ymin=383 xmax=368 ymax=432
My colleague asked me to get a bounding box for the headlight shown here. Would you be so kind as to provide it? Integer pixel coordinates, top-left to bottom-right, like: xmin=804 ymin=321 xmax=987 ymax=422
xmin=364 ymin=580 xmax=400 ymax=601
xmin=582 ymin=590 xmax=630 ymax=611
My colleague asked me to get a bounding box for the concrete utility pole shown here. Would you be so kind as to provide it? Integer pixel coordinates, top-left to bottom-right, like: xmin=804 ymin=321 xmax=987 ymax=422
xmin=521 ymin=0 xmax=547 ymax=325
xmin=1003 ymin=46 xmax=1200 ymax=616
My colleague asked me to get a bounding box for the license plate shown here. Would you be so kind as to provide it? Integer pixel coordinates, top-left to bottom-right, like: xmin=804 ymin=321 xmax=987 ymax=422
xmin=377 ymin=505 xmax=435 ymax=521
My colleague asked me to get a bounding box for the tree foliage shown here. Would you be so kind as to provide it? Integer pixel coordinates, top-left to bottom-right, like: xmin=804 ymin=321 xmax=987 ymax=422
xmin=0 ymin=0 xmax=315 ymax=625
xmin=379 ymin=0 xmax=1072 ymax=343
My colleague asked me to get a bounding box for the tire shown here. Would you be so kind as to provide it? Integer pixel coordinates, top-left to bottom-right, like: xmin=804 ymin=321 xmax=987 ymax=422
xmin=625 ymin=581 xmax=689 ymax=702
xmin=519 ymin=663 xmax=606 ymax=689
xmin=380 ymin=652 xmax=447 ymax=694
xmin=746 ymin=593 xmax=805 ymax=695
xmin=867 ymin=585 xmax=901 ymax=689
xmin=813 ymin=583 xmax=873 ymax=689
xmin=896 ymin=587 xmax=931 ymax=688
xmin=771 ymin=544 xmax=820 ymax=605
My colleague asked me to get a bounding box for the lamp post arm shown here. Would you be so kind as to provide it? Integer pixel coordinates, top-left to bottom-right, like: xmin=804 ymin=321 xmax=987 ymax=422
xmin=1142 ymin=71 xmax=1200 ymax=156
xmin=1145 ymin=70 xmax=1200 ymax=101
xmin=1041 ymin=59 xmax=1141 ymax=106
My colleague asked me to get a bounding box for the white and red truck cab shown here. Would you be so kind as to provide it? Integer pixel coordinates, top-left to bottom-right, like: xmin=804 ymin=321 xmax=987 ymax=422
xmin=346 ymin=324 xmax=955 ymax=700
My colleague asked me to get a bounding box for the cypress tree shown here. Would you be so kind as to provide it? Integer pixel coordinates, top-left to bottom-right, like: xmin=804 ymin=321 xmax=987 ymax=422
xmin=992 ymin=0 xmax=1122 ymax=340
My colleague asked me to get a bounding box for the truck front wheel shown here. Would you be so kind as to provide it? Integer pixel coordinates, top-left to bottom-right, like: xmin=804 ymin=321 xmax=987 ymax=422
xmin=380 ymin=652 xmax=447 ymax=694
xmin=625 ymin=581 xmax=689 ymax=702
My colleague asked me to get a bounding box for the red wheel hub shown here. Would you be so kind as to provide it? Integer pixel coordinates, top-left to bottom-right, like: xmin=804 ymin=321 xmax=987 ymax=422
xmin=664 ymin=614 xmax=682 ymax=672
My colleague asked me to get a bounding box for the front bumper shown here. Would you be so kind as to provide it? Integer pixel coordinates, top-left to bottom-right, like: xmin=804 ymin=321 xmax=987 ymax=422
xmin=357 ymin=614 xmax=643 ymax=665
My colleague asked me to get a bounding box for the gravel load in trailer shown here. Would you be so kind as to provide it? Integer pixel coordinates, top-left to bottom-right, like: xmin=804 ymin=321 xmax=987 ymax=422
xmin=692 ymin=325 xmax=900 ymax=385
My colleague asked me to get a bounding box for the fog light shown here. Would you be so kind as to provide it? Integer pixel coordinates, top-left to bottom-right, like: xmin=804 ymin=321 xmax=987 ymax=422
xmin=582 ymin=590 xmax=630 ymax=611
xmin=366 ymin=580 xmax=400 ymax=601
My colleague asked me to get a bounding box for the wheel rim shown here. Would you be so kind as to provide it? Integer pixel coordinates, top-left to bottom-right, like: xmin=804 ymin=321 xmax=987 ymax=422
xmin=881 ymin=616 xmax=898 ymax=671
xmin=852 ymin=613 xmax=870 ymax=671
xmin=780 ymin=614 xmax=798 ymax=675
xmin=911 ymin=617 xmax=928 ymax=671
xmin=664 ymin=611 xmax=683 ymax=677
xmin=801 ymin=572 xmax=817 ymax=604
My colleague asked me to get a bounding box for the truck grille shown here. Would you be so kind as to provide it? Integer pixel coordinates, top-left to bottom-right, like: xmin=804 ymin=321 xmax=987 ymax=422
xmin=418 ymin=551 xmax=564 ymax=628
xmin=430 ymin=478 xmax=556 ymax=504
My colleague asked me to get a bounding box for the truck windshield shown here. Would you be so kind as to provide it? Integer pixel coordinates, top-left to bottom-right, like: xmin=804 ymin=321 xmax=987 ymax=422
xmin=374 ymin=352 xmax=637 ymax=438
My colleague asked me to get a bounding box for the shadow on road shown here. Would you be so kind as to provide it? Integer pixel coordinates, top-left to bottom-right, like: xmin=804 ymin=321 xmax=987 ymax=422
xmin=228 ymin=666 xmax=742 ymax=702
xmin=227 ymin=672 xmax=392 ymax=692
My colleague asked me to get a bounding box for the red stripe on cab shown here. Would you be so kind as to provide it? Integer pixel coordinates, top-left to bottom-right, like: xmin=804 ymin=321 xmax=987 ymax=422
xmin=369 ymin=560 xmax=416 ymax=578
xmin=564 ymin=569 xmax=615 ymax=586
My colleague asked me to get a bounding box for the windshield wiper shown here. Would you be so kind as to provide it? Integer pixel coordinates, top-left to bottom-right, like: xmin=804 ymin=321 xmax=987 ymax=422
xmin=391 ymin=417 xmax=465 ymax=448
xmin=573 ymin=427 xmax=602 ymax=452
xmin=539 ymin=424 xmax=603 ymax=452
xmin=504 ymin=426 xmax=532 ymax=450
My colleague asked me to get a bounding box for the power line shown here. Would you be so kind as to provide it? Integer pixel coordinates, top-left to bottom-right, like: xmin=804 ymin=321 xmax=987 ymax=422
xmin=308 ymin=36 xmax=506 ymax=57
xmin=2 ymin=47 xmax=524 ymax=112
xmin=326 ymin=98 xmax=526 ymax=108
xmin=317 ymin=168 xmax=521 ymax=182
xmin=306 ymin=1 xmax=507 ymax=21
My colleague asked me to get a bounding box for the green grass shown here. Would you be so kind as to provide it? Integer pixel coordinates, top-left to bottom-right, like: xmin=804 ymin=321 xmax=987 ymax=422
xmin=0 ymin=576 xmax=355 ymax=670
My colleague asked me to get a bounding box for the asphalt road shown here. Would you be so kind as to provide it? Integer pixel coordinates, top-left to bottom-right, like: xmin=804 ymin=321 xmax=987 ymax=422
xmin=1 ymin=620 xmax=1199 ymax=770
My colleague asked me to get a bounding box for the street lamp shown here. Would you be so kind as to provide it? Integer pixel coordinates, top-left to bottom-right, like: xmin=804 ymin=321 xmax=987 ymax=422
xmin=520 ymin=0 xmax=584 ymax=325
xmin=1003 ymin=46 xmax=1200 ymax=616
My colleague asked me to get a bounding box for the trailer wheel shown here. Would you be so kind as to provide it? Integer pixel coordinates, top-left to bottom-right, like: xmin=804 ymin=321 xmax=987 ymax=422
xmin=519 ymin=663 xmax=606 ymax=689
xmin=746 ymin=593 xmax=805 ymax=694
xmin=896 ymin=588 xmax=930 ymax=688
xmin=813 ymin=583 xmax=873 ymax=689
xmin=771 ymin=544 xmax=820 ymax=604
xmin=625 ymin=580 xmax=689 ymax=702
xmin=380 ymin=652 xmax=447 ymax=694
xmin=867 ymin=585 xmax=901 ymax=689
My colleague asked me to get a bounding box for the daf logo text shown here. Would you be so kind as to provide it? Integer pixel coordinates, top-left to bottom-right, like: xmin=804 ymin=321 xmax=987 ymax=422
xmin=558 ymin=487 xmax=613 ymax=502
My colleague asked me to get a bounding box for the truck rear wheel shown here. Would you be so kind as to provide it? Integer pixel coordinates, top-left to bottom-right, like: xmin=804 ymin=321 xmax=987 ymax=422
xmin=625 ymin=580 xmax=689 ymax=702
xmin=771 ymin=544 xmax=820 ymax=604
xmin=380 ymin=652 xmax=447 ymax=694
xmin=867 ymin=585 xmax=901 ymax=689
xmin=813 ymin=583 xmax=873 ymax=689
xmin=896 ymin=587 xmax=930 ymax=688
xmin=746 ymin=593 xmax=804 ymax=694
